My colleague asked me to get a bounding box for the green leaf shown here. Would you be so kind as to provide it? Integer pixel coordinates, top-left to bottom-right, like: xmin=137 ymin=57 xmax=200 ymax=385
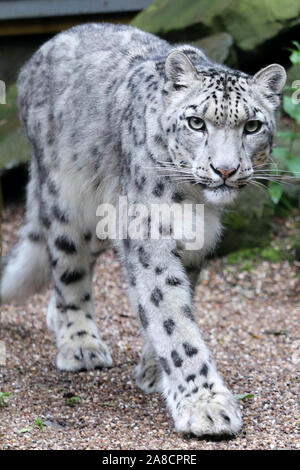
xmin=283 ymin=85 xmax=297 ymax=92
xmin=235 ymin=393 xmax=254 ymax=401
xmin=268 ymin=181 xmax=283 ymax=204
xmin=285 ymin=155 xmax=300 ymax=177
xmin=65 ymin=395 xmax=81 ymax=407
xmin=34 ymin=418 xmax=44 ymax=432
xmin=290 ymin=50 xmax=300 ymax=66
xmin=0 ymin=392 xmax=10 ymax=406
xmin=0 ymin=84 xmax=31 ymax=173
xmin=17 ymin=427 xmax=33 ymax=434
xmin=286 ymin=42 xmax=300 ymax=53
xmin=283 ymin=95 xmax=300 ymax=123
xmin=289 ymin=41 xmax=300 ymax=65
xmin=292 ymin=41 xmax=300 ymax=50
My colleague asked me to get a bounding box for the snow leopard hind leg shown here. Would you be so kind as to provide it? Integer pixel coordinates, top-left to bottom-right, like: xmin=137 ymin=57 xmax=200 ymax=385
xmin=45 ymin=215 xmax=113 ymax=372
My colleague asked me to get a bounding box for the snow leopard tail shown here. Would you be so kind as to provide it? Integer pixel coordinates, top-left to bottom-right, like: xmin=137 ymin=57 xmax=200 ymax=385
xmin=1 ymin=160 xmax=51 ymax=305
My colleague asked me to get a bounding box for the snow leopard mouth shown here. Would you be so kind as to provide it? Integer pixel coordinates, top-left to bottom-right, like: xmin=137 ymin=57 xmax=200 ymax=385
xmin=208 ymin=184 xmax=237 ymax=193
xmin=199 ymin=182 xmax=246 ymax=191
xmin=191 ymin=176 xmax=250 ymax=190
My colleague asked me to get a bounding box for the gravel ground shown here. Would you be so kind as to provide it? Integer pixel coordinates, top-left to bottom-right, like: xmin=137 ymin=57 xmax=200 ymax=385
xmin=0 ymin=204 xmax=299 ymax=450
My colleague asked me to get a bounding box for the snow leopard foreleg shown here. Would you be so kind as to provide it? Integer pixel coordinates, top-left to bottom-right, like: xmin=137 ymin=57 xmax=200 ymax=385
xmin=134 ymin=262 xmax=201 ymax=394
xmin=122 ymin=238 xmax=242 ymax=436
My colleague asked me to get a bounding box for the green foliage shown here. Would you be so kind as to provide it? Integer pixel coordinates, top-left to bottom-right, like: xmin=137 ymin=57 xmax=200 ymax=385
xmin=17 ymin=427 xmax=32 ymax=434
xmin=65 ymin=395 xmax=81 ymax=407
xmin=260 ymin=246 xmax=285 ymax=262
xmin=226 ymin=247 xmax=260 ymax=264
xmin=0 ymin=392 xmax=10 ymax=407
xmin=287 ymin=41 xmax=300 ymax=65
xmin=225 ymin=233 xmax=298 ymax=267
xmin=34 ymin=418 xmax=44 ymax=432
xmin=268 ymin=181 xmax=283 ymax=204
xmin=270 ymin=42 xmax=300 ymax=207
xmin=131 ymin=0 xmax=300 ymax=52
xmin=16 ymin=418 xmax=44 ymax=434
xmin=235 ymin=393 xmax=254 ymax=401
xmin=283 ymin=95 xmax=300 ymax=123
xmin=0 ymin=84 xmax=30 ymax=173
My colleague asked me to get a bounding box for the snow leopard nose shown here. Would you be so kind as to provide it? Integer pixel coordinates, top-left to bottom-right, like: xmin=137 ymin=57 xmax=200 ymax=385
xmin=210 ymin=164 xmax=239 ymax=180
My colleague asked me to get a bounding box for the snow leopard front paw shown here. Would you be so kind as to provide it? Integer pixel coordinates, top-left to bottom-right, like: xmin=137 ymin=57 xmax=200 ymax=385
xmin=56 ymin=337 xmax=113 ymax=372
xmin=171 ymin=385 xmax=242 ymax=437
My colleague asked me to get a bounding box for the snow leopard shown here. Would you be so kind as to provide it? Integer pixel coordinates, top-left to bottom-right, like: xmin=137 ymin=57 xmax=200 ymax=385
xmin=0 ymin=23 xmax=286 ymax=437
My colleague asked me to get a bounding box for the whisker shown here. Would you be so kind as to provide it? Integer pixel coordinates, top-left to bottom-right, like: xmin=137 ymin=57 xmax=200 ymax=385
xmin=151 ymin=166 xmax=193 ymax=174
xmin=248 ymin=181 xmax=267 ymax=191
xmin=254 ymin=169 xmax=300 ymax=174
xmin=253 ymin=176 xmax=296 ymax=185
xmin=254 ymin=174 xmax=299 ymax=180
xmin=253 ymin=160 xmax=279 ymax=170
xmin=254 ymin=171 xmax=300 ymax=178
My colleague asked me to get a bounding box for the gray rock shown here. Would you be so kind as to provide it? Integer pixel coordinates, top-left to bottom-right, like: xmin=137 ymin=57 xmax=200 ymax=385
xmin=192 ymin=32 xmax=234 ymax=64
xmin=132 ymin=0 xmax=300 ymax=61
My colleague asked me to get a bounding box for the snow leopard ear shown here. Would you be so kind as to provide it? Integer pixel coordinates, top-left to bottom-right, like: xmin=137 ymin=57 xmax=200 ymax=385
xmin=164 ymin=51 xmax=198 ymax=92
xmin=253 ymin=64 xmax=286 ymax=107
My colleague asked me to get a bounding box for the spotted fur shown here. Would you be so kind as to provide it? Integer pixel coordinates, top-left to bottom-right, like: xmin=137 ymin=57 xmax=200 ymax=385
xmin=0 ymin=23 xmax=286 ymax=437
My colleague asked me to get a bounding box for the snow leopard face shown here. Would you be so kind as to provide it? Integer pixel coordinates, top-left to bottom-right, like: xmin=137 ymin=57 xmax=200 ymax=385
xmin=162 ymin=51 xmax=286 ymax=205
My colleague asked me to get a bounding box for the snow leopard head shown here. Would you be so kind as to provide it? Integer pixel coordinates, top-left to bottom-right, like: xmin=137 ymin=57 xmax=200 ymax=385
xmin=162 ymin=49 xmax=286 ymax=205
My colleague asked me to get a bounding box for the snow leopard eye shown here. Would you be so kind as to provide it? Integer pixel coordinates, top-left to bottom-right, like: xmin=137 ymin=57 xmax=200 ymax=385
xmin=244 ymin=120 xmax=262 ymax=134
xmin=188 ymin=117 xmax=206 ymax=131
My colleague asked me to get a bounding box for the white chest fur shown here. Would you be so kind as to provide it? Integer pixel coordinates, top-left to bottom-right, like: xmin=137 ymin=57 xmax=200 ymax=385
xmin=176 ymin=202 xmax=222 ymax=265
